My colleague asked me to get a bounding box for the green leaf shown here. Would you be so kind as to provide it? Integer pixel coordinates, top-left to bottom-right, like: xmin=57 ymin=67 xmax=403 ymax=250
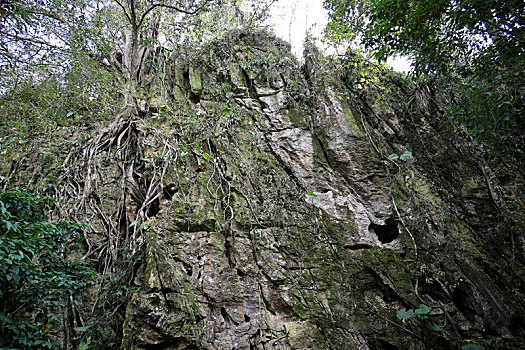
xmin=140 ymin=221 xmax=151 ymax=230
xmin=225 ymin=92 xmax=234 ymax=99
xmin=129 ymin=220 xmax=138 ymax=227
xmin=5 ymin=220 xmax=14 ymax=231
xmin=388 ymin=154 xmax=399 ymax=160
xmin=415 ymin=304 xmax=431 ymax=315
xmin=396 ymin=308 xmax=415 ymax=319
xmin=221 ymin=104 xmax=233 ymax=117
xmin=306 ymin=192 xmax=318 ymax=197
xmin=461 ymin=345 xmax=485 ymax=350
xmin=73 ymin=325 xmax=91 ymax=332
xmin=431 ymin=323 xmax=442 ymax=332
xmin=202 ymin=152 xmax=210 ymax=161
xmin=399 ymin=151 xmax=412 ymax=160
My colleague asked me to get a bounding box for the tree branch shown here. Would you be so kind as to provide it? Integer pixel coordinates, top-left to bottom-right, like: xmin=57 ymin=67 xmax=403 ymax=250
xmin=112 ymin=0 xmax=132 ymax=24
xmin=482 ymin=17 xmax=525 ymax=45
xmin=137 ymin=0 xmax=211 ymax=29
xmin=0 ymin=30 xmax=68 ymax=51
xmin=25 ymin=8 xmax=67 ymax=23
xmin=129 ymin=0 xmax=138 ymax=27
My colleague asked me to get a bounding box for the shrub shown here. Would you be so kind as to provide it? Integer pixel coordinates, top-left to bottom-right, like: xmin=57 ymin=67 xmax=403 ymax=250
xmin=0 ymin=190 xmax=96 ymax=349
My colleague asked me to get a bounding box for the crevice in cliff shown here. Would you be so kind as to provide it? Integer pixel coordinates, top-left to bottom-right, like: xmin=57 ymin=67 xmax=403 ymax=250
xmin=258 ymin=136 xmax=306 ymax=192
xmin=345 ymin=243 xmax=374 ymax=250
xmin=152 ymin=249 xmax=172 ymax=312
xmin=224 ymin=235 xmax=234 ymax=267
xmin=369 ymin=217 xmax=399 ymax=244
xmin=220 ymin=306 xmax=229 ymax=322
xmin=258 ymin=282 xmax=276 ymax=316
xmin=162 ymin=183 xmax=178 ymax=200
xmin=241 ymin=68 xmax=259 ymax=100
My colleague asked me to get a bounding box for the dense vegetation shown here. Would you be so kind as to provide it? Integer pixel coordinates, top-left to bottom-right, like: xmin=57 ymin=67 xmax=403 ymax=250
xmin=0 ymin=190 xmax=96 ymax=349
xmin=324 ymin=0 xmax=525 ymax=168
xmin=0 ymin=1 xmax=278 ymax=348
xmin=0 ymin=0 xmax=523 ymax=348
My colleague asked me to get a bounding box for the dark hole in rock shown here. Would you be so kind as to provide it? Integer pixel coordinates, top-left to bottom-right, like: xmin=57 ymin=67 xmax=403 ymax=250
xmin=345 ymin=243 xmax=374 ymax=250
xmin=451 ymin=281 xmax=477 ymax=314
xmin=435 ymin=335 xmax=454 ymax=349
xmin=189 ymin=91 xmax=200 ymax=104
xmin=220 ymin=307 xmax=228 ymax=321
xmin=361 ymin=268 xmax=399 ymax=303
xmin=237 ymin=269 xmax=246 ymax=277
xmin=451 ymin=280 xmax=512 ymax=337
xmin=244 ymin=314 xmax=250 ymax=322
xmin=186 ymin=267 xmax=193 ymax=277
xmin=147 ymin=197 xmax=160 ymax=217
xmin=162 ymin=184 xmax=178 ymax=200
xmin=370 ymin=217 xmax=399 ymax=243
xmin=144 ymin=340 xmax=197 ymax=350
xmin=510 ymin=315 xmax=525 ymax=337
xmin=378 ymin=340 xmax=400 ymax=350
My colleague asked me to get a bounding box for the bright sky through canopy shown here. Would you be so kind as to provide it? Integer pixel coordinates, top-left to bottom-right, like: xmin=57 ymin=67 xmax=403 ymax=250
xmin=266 ymin=0 xmax=411 ymax=72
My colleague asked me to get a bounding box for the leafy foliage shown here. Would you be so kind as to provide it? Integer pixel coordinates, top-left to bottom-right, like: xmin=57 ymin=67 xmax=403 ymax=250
xmin=324 ymin=0 xmax=524 ymax=73
xmin=324 ymin=0 xmax=525 ymax=166
xmin=0 ymin=190 xmax=96 ymax=349
xmin=396 ymin=308 xmax=415 ymax=320
xmin=0 ymin=54 xmax=119 ymax=140
xmin=0 ymin=0 xmax=90 ymax=69
xmin=396 ymin=304 xmax=431 ymax=320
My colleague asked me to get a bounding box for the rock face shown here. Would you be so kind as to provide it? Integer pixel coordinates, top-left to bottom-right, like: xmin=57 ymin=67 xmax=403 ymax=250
xmin=4 ymin=31 xmax=524 ymax=349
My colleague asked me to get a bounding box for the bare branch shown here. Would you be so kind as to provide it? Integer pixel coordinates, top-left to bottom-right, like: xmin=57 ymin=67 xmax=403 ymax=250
xmin=0 ymin=30 xmax=68 ymax=51
xmin=137 ymin=0 xmax=212 ymax=29
xmin=112 ymin=0 xmax=132 ymax=24
xmin=25 ymin=8 xmax=67 ymax=23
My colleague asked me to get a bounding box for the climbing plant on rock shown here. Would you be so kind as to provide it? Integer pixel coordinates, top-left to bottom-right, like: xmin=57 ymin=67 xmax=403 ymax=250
xmin=324 ymin=0 xmax=525 ymax=167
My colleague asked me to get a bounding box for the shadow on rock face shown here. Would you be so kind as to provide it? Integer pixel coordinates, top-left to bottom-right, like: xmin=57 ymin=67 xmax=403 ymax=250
xmin=369 ymin=217 xmax=399 ymax=243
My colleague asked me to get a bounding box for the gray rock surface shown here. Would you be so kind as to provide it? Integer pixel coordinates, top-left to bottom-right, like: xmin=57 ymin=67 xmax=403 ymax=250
xmin=4 ymin=31 xmax=523 ymax=350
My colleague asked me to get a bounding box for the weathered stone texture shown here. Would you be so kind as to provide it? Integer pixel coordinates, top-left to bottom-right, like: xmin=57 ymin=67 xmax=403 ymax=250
xmin=3 ymin=31 xmax=523 ymax=350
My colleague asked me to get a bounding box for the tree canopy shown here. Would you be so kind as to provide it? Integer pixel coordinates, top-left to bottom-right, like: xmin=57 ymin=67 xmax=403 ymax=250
xmin=324 ymin=0 xmax=524 ymax=72
xmin=324 ymin=0 xmax=525 ymax=167
xmin=0 ymin=0 xmax=276 ymax=138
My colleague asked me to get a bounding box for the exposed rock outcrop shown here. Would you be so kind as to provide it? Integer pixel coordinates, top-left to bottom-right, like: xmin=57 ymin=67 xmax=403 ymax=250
xmin=3 ymin=31 xmax=524 ymax=349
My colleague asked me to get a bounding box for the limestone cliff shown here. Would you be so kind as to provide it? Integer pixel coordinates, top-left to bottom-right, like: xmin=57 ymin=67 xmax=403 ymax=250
xmin=3 ymin=31 xmax=524 ymax=349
